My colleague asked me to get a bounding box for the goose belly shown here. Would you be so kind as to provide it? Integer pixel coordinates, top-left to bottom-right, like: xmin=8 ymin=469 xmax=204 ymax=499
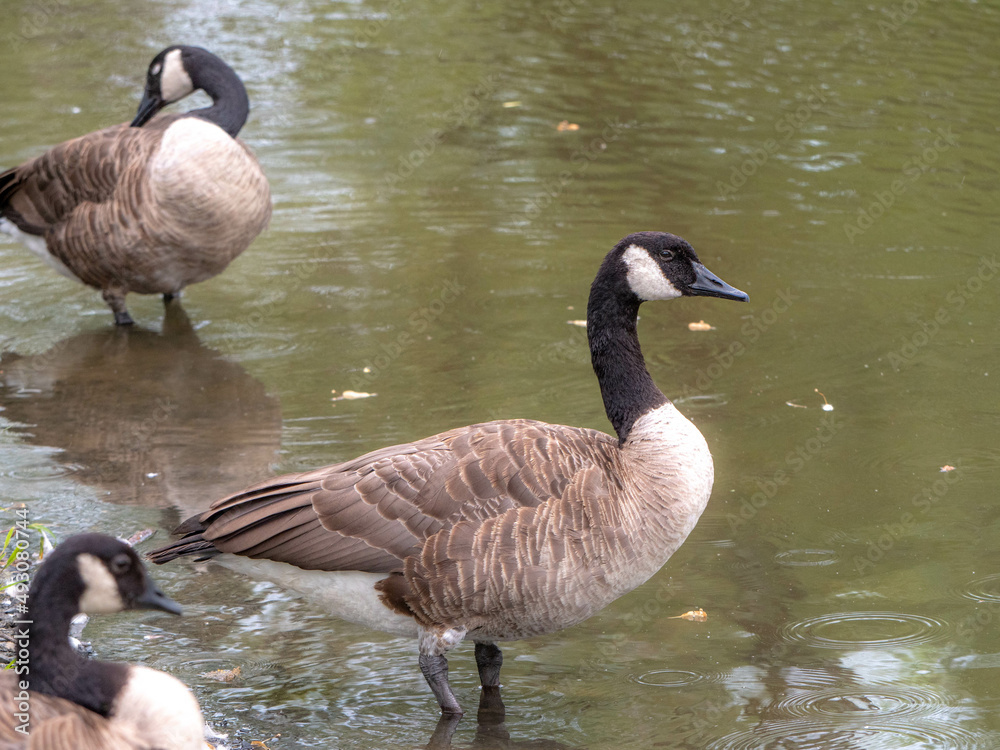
xmin=0 ymin=217 xmax=81 ymax=283
xmin=217 ymin=555 xmax=419 ymax=638
xmin=146 ymin=118 xmax=271 ymax=278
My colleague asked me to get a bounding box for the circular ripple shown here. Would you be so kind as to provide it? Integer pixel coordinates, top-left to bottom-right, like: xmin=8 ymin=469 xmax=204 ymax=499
xmin=956 ymin=573 xmax=1000 ymax=604
xmin=781 ymin=612 xmax=947 ymax=650
xmin=633 ymin=669 xmax=705 ymax=688
xmin=775 ymin=549 xmax=839 ymax=567
xmin=706 ymin=720 xmax=982 ymax=750
xmin=768 ymin=686 xmax=942 ymax=720
xmin=4 ymin=461 xmax=83 ymax=480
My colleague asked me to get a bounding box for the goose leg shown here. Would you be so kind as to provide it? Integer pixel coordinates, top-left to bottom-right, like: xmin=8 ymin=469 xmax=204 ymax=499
xmin=102 ymin=288 xmax=134 ymax=326
xmin=474 ymin=642 xmax=503 ymax=688
xmin=419 ymin=653 xmax=463 ymax=717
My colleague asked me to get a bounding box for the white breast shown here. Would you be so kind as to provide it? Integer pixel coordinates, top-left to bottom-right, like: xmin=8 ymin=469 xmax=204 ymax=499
xmin=114 ymin=666 xmax=204 ymax=750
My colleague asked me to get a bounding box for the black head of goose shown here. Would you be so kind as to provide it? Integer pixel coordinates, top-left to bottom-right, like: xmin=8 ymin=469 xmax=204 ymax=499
xmin=0 ymin=45 xmax=271 ymax=326
xmin=0 ymin=533 xmax=204 ymax=749
xmin=149 ymin=231 xmax=747 ymax=716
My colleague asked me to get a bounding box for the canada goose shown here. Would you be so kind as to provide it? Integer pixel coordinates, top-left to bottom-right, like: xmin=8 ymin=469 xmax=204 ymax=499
xmin=0 ymin=45 xmax=271 ymax=325
xmin=0 ymin=533 xmax=204 ymax=749
xmin=149 ymin=231 xmax=748 ymax=716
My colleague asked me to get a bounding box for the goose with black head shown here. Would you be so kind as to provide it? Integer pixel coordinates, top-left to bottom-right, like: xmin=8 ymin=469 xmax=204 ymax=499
xmin=150 ymin=232 xmax=748 ymax=716
xmin=0 ymin=46 xmax=271 ymax=325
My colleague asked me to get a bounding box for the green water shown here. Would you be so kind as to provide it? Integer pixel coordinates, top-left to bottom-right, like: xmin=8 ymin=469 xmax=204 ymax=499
xmin=1 ymin=0 xmax=998 ymax=747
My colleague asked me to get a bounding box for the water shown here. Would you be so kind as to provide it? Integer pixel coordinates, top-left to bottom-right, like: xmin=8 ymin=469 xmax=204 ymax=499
xmin=1 ymin=0 xmax=998 ymax=747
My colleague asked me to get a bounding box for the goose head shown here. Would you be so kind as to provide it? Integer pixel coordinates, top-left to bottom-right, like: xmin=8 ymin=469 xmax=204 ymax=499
xmin=615 ymin=231 xmax=749 ymax=303
xmin=32 ymin=533 xmax=182 ymax=616
xmin=131 ymin=46 xmax=247 ymax=132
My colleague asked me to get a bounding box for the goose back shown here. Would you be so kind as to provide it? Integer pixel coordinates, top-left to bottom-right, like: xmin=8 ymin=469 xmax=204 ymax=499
xmin=0 ymin=114 xmax=269 ymax=295
xmin=156 ymin=407 xmax=712 ymax=640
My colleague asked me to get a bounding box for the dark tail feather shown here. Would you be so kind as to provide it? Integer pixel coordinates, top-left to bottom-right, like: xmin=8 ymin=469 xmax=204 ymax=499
xmin=147 ymin=518 xmax=220 ymax=564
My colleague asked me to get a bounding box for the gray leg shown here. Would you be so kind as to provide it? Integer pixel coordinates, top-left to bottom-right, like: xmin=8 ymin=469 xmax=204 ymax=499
xmin=102 ymin=288 xmax=133 ymax=326
xmin=419 ymin=653 xmax=463 ymax=717
xmin=474 ymin=642 xmax=503 ymax=688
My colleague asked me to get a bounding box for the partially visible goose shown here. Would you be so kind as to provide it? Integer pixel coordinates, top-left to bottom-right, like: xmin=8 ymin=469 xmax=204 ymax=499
xmin=0 ymin=45 xmax=271 ymax=325
xmin=150 ymin=231 xmax=748 ymax=716
xmin=0 ymin=533 xmax=204 ymax=749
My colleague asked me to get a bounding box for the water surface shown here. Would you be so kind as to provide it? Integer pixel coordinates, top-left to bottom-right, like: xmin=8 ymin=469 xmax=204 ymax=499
xmin=1 ymin=0 xmax=998 ymax=747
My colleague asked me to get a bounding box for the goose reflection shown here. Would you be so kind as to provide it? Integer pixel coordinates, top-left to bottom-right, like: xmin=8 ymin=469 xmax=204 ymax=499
xmin=426 ymin=689 xmax=578 ymax=750
xmin=0 ymin=303 xmax=280 ymax=519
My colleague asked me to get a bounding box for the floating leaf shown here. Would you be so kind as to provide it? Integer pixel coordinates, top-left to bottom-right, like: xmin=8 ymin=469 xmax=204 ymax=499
xmin=502 ymin=101 xmax=522 ymax=108
xmin=785 ymin=401 xmax=807 ymax=409
xmin=567 ymin=320 xmax=587 ymax=328
xmin=201 ymin=666 xmax=242 ymax=683
xmin=556 ymin=120 xmax=580 ymax=131
xmin=124 ymin=528 xmax=154 ymax=547
xmin=687 ymin=320 xmax=715 ymax=331
xmin=669 ymin=609 xmax=708 ymax=622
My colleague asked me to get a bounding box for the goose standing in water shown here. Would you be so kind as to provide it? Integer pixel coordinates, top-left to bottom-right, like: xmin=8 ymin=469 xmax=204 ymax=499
xmin=0 ymin=533 xmax=204 ymax=749
xmin=0 ymin=46 xmax=271 ymax=325
xmin=150 ymin=231 xmax=748 ymax=716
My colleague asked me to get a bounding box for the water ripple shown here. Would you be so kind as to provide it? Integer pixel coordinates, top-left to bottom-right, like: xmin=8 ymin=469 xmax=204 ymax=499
xmin=780 ymin=611 xmax=948 ymax=650
xmin=707 ymin=721 xmax=982 ymax=750
xmin=775 ymin=548 xmax=839 ymax=567
xmin=956 ymin=573 xmax=1000 ymax=604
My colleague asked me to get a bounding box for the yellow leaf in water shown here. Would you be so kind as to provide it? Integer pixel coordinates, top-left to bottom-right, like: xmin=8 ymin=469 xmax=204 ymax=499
xmin=200 ymin=666 xmax=242 ymax=682
xmin=567 ymin=320 xmax=587 ymax=328
xmin=502 ymin=101 xmax=522 ymax=108
xmin=556 ymin=120 xmax=580 ymax=131
xmin=687 ymin=320 xmax=715 ymax=331
xmin=669 ymin=609 xmax=708 ymax=622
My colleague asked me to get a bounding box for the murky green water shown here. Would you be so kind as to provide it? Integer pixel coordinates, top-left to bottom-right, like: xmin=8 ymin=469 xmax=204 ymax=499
xmin=1 ymin=0 xmax=998 ymax=747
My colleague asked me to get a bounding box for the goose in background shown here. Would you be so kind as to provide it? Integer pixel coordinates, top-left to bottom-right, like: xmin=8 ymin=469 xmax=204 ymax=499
xmin=0 ymin=533 xmax=204 ymax=749
xmin=150 ymin=231 xmax=748 ymax=716
xmin=0 ymin=45 xmax=271 ymax=325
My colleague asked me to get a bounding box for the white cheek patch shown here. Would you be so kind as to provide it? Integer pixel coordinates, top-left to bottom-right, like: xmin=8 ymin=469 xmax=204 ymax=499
xmin=77 ymin=553 xmax=125 ymax=614
xmin=160 ymin=49 xmax=194 ymax=103
xmin=622 ymin=244 xmax=682 ymax=301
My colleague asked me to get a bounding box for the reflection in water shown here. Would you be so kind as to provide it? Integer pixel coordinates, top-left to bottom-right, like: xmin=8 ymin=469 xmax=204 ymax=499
xmin=427 ymin=689 xmax=578 ymax=750
xmin=0 ymin=303 xmax=280 ymax=519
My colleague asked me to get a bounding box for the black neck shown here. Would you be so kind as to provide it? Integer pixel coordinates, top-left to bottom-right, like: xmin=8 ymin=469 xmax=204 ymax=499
xmin=27 ymin=571 xmax=128 ymax=716
xmin=587 ymin=262 xmax=668 ymax=445
xmin=187 ymin=56 xmax=250 ymax=138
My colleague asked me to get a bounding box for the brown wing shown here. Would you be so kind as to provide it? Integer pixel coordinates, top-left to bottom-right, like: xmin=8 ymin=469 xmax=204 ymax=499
xmin=0 ymin=674 xmax=141 ymax=750
xmin=153 ymin=419 xmax=618 ymax=576
xmin=0 ymin=116 xmax=179 ymax=290
xmin=0 ymin=121 xmax=157 ymax=234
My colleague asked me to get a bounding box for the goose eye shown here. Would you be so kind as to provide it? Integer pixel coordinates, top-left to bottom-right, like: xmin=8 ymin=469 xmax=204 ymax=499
xmin=658 ymin=248 xmax=674 ymax=260
xmin=109 ymin=553 xmax=132 ymax=574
